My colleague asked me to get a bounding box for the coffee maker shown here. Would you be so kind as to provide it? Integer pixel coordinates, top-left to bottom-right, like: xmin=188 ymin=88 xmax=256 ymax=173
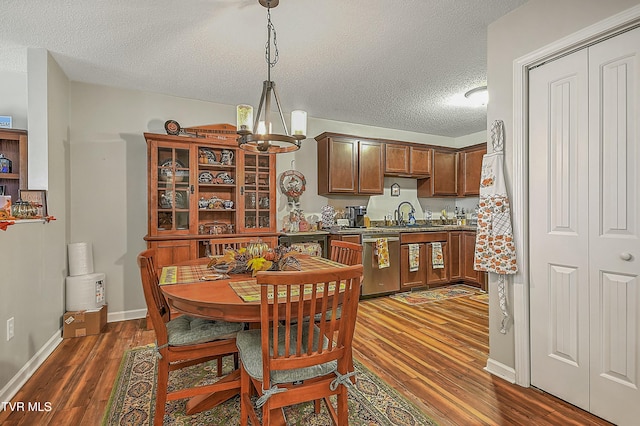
xmin=346 ymin=206 xmax=367 ymax=228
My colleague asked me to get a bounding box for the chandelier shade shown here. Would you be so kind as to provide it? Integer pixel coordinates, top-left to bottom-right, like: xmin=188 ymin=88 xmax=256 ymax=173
xmin=236 ymin=0 xmax=306 ymax=154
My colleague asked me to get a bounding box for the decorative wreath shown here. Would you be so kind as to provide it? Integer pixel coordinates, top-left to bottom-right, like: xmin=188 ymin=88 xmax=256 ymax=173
xmin=279 ymin=170 xmax=306 ymax=203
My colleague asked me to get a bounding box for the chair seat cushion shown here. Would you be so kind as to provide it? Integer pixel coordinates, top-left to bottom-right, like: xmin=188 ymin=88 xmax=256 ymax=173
xmin=167 ymin=316 xmax=244 ymax=346
xmin=313 ymin=306 xmax=342 ymax=322
xmin=236 ymin=325 xmax=337 ymax=384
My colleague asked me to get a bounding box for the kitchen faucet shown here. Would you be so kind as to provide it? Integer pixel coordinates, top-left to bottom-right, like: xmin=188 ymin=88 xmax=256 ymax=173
xmin=396 ymin=201 xmax=415 ymax=226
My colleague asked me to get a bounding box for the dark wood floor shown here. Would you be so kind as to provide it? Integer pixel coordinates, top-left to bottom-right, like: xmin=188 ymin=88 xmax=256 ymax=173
xmin=0 ymin=291 xmax=612 ymax=425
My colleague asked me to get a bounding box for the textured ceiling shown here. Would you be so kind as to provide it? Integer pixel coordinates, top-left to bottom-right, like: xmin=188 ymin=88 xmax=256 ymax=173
xmin=0 ymin=0 xmax=527 ymax=137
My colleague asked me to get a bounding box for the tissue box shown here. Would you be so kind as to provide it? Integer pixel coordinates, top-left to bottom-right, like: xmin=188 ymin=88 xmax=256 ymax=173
xmin=62 ymin=305 xmax=107 ymax=338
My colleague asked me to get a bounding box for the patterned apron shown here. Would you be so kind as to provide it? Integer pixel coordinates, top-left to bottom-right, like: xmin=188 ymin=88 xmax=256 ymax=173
xmin=474 ymin=120 xmax=517 ymax=333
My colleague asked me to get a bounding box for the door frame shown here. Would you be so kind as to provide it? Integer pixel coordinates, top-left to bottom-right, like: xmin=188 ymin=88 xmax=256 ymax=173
xmin=510 ymin=4 xmax=640 ymax=387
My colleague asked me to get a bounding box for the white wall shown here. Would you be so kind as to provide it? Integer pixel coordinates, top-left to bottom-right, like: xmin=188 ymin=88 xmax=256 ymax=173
xmin=486 ymin=0 xmax=640 ymax=372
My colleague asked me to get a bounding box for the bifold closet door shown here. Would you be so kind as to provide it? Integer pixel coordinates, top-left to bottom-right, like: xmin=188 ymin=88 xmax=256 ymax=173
xmin=529 ymin=26 xmax=640 ymax=426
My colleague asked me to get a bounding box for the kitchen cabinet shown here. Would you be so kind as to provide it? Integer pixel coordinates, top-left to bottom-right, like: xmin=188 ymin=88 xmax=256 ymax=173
xmin=417 ymin=149 xmax=458 ymax=197
xmin=400 ymin=243 xmax=426 ymax=289
xmin=316 ymin=133 xmax=383 ymax=195
xmin=0 ymin=129 xmax=28 ymax=201
xmin=385 ymin=144 xmax=410 ymax=175
xmin=385 ymin=143 xmax=432 ymax=178
xmin=401 ymin=232 xmax=449 ymax=288
xmin=458 ymin=143 xmax=486 ymax=196
xmin=144 ymin=131 xmax=278 ymax=269
xmin=449 ymin=230 xmax=486 ymax=290
xmin=410 ymin=146 xmax=432 ymax=176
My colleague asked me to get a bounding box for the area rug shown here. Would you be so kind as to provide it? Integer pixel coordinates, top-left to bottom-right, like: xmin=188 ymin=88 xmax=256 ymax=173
xmin=469 ymin=293 xmax=489 ymax=304
xmin=390 ymin=285 xmax=477 ymax=305
xmin=103 ymin=345 xmax=437 ymax=425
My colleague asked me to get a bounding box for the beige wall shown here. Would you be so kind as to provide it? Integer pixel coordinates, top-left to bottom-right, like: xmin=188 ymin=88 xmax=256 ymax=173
xmin=486 ymin=0 xmax=640 ymax=371
xmin=0 ymin=49 xmax=69 ymax=395
xmin=67 ymin=82 xmax=471 ymax=320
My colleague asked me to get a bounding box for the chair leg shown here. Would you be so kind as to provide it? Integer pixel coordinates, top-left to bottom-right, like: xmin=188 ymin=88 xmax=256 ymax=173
xmin=336 ymin=387 xmax=349 ymax=425
xmin=155 ymin=361 xmax=169 ymax=426
xmin=217 ymin=356 xmax=223 ymax=376
xmin=240 ymin=363 xmax=249 ymax=426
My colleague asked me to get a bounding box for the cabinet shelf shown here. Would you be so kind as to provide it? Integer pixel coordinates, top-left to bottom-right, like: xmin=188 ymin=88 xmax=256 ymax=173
xmin=0 ymin=173 xmax=19 ymax=180
xmin=199 ymin=208 xmax=235 ymax=212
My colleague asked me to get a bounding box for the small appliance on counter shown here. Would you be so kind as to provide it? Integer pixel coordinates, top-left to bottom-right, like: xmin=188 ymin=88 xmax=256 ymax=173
xmin=346 ymin=205 xmax=367 ymax=228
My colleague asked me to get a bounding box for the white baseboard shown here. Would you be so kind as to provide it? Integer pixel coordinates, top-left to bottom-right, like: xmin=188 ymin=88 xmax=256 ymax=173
xmin=0 ymin=331 xmax=62 ymax=407
xmin=484 ymin=358 xmax=517 ymax=384
xmin=107 ymin=308 xmax=147 ymax=323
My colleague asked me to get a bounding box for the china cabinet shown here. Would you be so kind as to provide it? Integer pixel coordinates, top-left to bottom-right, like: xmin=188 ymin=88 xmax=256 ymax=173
xmin=144 ymin=131 xmax=278 ymax=270
xmin=0 ymin=129 xmax=28 ymax=201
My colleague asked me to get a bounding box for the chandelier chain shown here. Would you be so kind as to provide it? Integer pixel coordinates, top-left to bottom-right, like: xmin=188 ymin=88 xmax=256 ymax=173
xmin=265 ymin=7 xmax=279 ymax=68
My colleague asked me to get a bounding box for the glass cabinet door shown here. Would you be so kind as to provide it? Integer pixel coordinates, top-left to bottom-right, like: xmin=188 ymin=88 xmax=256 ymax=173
xmin=242 ymin=153 xmax=274 ymax=232
xmin=156 ymin=145 xmax=191 ymax=234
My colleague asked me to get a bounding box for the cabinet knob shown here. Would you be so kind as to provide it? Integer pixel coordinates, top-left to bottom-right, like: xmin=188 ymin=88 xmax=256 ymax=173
xmin=620 ymin=252 xmax=633 ymax=261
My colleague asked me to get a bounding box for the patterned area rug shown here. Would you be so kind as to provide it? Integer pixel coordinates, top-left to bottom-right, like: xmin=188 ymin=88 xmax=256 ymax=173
xmin=103 ymin=345 xmax=437 ymax=425
xmin=390 ymin=284 xmax=478 ymax=305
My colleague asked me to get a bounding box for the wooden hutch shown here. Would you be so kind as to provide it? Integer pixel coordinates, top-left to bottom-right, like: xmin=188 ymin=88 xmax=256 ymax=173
xmin=144 ymin=125 xmax=279 ymax=272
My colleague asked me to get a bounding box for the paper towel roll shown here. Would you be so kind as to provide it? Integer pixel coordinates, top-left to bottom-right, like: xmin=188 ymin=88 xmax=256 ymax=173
xmin=68 ymin=242 xmax=94 ymax=276
xmin=65 ymin=273 xmax=106 ymax=311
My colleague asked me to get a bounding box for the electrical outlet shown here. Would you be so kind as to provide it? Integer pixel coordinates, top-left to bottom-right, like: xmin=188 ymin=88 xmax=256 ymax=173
xmin=7 ymin=317 xmax=14 ymax=341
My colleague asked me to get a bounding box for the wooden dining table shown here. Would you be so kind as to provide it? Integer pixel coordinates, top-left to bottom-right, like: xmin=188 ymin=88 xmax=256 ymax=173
xmin=158 ymin=255 xmax=348 ymax=417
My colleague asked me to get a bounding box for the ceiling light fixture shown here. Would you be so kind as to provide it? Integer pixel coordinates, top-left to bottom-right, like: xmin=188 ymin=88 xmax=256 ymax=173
xmin=236 ymin=0 xmax=306 ymax=154
xmin=464 ymin=85 xmax=488 ymax=106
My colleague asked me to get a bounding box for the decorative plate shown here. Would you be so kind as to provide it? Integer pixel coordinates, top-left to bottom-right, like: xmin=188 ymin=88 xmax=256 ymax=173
xmin=215 ymin=172 xmax=234 ymax=184
xmin=164 ymin=190 xmax=187 ymax=209
xmin=199 ymin=148 xmax=219 ymax=164
xmin=198 ymin=171 xmax=214 ymax=184
xmin=159 ymin=158 xmax=189 ymax=180
xmin=164 ymin=120 xmax=181 ymax=135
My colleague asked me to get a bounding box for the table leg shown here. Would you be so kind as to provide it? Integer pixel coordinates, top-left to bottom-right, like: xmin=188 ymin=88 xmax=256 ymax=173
xmin=185 ymin=369 xmax=241 ymax=414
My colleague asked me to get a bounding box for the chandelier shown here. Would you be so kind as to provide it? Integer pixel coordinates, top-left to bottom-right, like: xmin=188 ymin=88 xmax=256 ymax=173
xmin=236 ymin=0 xmax=306 ymax=154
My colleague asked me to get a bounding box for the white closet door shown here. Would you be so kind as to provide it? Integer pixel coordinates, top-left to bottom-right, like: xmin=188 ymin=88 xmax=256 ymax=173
xmin=588 ymin=27 xmax=640 ymax=426
xmin=529 ymin=48 xmax=590 ymax=409
xmin=530 ymin=26 xmax=640 ymax=425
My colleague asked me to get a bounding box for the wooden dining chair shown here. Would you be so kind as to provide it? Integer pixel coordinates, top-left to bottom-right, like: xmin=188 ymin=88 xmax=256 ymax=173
xmin=137 ymin=249 xmax=244 ymax=426
xmin=329 ymin=240 xmax=363 ymax=266
xmin=236 ymin=264 xmax=364 ymax=426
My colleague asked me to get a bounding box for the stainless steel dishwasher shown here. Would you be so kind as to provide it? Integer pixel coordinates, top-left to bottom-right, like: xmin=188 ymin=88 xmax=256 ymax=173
xmin=361 ymin=233 xmax=400 ymax=296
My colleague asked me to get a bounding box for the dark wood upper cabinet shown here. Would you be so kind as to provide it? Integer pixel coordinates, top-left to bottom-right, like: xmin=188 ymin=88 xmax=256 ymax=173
xmin=417 ymin=149 xmax=458 ymax=197
xmin=316 ymin=133 xmax=383 ymax=195
xmin=410 ymin=146 xmax=432 ymax=177
xmin=385 ymin=144 xmax=410 ymax=175
xmin=358 ymin=140 xmax=384 ymax=194
xmin=458 ymin=143 xmax=486 ymax=196
xmin=384 ymin=143 xmax=432 ymax=178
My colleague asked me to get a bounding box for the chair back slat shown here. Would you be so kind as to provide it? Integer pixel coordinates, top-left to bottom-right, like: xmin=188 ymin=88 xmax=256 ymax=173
xmin=256 ymin=265 xmax=363 ymax=386
xmin=137 ymin=249 xmax=169 ymax=343
xmin=330 ymin=240 xmax=363 ymax=265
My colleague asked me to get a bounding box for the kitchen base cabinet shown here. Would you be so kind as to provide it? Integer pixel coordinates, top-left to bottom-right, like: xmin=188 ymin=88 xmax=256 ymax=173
xmin=449 ymin=231 xmax=486 ymax=290
xmin=400 ymin=232 xmax=449 ymax=288
xmin=426 ymin=241 xmax=449 ymax=287
xmin=400 ymin=243 xmax=426 ymax=289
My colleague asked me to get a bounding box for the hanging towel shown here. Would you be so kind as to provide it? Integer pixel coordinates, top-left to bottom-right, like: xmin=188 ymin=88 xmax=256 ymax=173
xmin=408 ymin=243 xmax=420 ymax=272
xmin=431 ymin=242 xmax=444 ymax=269
xmin=376 ymin=238 xmax=390 ymax=269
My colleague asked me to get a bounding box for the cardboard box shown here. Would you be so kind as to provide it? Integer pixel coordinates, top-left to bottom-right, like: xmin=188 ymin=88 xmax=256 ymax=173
xmin=62 ymin=304 xmax=107 ymax=338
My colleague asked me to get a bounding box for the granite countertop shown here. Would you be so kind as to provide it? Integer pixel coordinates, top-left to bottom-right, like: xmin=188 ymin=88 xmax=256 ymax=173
xmin=328 ymin=224 xmax=478 ymax=235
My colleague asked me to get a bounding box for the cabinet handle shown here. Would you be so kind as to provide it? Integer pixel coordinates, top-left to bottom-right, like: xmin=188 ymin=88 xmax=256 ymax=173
xmin=190 ymin=185 xmax=194 ymax=194
xmin=240 ymin=186 xmax=244 ymax=195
